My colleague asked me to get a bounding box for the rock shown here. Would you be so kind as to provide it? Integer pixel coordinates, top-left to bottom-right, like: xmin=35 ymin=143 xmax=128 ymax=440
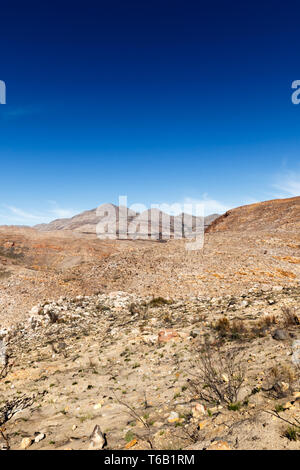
xmin=158 ymin=329 xmax=179 ymax=343
xmin=192 ymin=403 xmax=206 ymax=418
xmin=20 ymin=437 xmax=32 ymax=449
xmin=292 ymin=340 xmax=300 ymax=367
xmin=206 ymin=440 xmax=231 ymax=450
xmin=167 ymin=411 xmax=180 ymax=423
xmin=142 ymin=334 xmax=157 ymax=345
xmin=153 ymin=421 xmax=164 ymax=428
xmin=124 ymin=438 xmax=137 ymax=449
xmin=131 ymin=439 xmax=152 ymax=450
xmin=221 ymin=373 xmax=229 ymax=383
xmin=0 ymin=443 xmax=9 ymax=451
xmin=89 ymin=425 xmax=106 ymax=449
xmin=0 ymin=433 xmax=9 ymax=451
xmin=198 ymin=420 xmax=208 ymax=430
xmin=0 ymin=340 xmax=7 ymax=366
xmin=0 ymin=329 xmax=8 ymax=340
xmin=272 ymin=329 xmax=288 ymax=341
xmin=208 ymin=405 xmax=223 ymax=414
xmin=279 ymin=381 xmax=289 ymax=393
xmin=34 ymin=433 xmax=45 ymax=443
xmin=30 ymin=306 xmax=43 ymax=315
xmin=190 ymin=329 xmax=201 ymax=338
xmin=93 ymin=403 xmax=102 ymax=410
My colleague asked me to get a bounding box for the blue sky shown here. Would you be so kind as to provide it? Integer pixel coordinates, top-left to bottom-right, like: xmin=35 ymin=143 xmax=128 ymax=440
xmin=0 ymin=0 xmax=300 ymax=224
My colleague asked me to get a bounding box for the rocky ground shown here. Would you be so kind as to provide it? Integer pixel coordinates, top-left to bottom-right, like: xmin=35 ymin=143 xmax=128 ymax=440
xmin=0 ymin=286 xmax=299 ymax=450
xmin=0 ymin=226 xmax=300 ymax=327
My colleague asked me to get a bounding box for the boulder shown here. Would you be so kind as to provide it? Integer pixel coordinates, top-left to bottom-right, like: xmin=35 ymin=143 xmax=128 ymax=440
xmin=272 ymin=329 xmax=288 ymax=341
xmin=158 ymin=329 xmax=179 ymax=343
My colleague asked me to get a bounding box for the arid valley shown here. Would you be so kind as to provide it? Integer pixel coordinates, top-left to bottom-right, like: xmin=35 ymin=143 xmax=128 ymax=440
xmin=0 ymin=197 xmax=299 ymax=450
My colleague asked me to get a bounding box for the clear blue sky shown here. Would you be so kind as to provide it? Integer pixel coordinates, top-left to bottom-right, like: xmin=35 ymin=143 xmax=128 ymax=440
xmin=1 ymin=0 xmax=300 ymax=224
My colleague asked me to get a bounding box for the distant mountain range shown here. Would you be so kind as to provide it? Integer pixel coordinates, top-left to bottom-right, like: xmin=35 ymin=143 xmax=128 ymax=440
xmin=35 ymin=204 xmax=220 ymax=239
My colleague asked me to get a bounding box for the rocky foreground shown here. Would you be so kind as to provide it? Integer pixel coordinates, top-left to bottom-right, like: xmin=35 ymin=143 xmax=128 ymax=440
xmin=0 ymin=286 xmax=299 ymax=450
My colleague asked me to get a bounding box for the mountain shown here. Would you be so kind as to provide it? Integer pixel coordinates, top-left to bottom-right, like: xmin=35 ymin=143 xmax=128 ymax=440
xmin=35 ymin=204 xmax=220 ymax=238
xmin=206 ymin=196 xmax=300 ymax=233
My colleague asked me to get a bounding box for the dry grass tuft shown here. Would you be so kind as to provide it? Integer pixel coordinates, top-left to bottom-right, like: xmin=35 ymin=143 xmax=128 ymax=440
xmin=281 ymin=306 xmax=300 ymax=326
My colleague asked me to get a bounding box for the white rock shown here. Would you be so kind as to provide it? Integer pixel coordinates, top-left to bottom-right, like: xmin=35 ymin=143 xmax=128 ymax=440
xmin=192 ymin=403 xmax=206 ymax=418
xmin=34 ymin=433 xmax=45 ymax=443
xmin=20 ymin=437 xmax=32 ymax=449
xmin=167 ymin=411 xmax=179 ymax=422
xmin=30 ymin=306 xmax=42 ymax=315
xmin=89 ymin=425 xmax=106 ymax=450
xmin=272 ymin=286 xmax=283 ymax=292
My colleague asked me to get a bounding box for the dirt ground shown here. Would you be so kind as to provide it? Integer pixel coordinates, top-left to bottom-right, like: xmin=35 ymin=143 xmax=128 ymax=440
xmin=0 ymin=226 xmax=299 ymax=327
xmin=0 ymin=285 xmax=299 ymax=450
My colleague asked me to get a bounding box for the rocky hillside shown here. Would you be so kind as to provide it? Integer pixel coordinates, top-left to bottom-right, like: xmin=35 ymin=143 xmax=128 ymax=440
xmin=35 ymin=204 xmax=220 ymax=238
xmin=0 ymin=224 xmax=300 ymax=327
xmin=206 ymin=196 xmax=300 ymax=233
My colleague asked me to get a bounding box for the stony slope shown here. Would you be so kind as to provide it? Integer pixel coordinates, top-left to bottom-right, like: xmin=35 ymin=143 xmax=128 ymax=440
xmin=206 ymin=196 xmax=300 ymax=233
xmin=0 ymin=226 xmax=300 ymax=327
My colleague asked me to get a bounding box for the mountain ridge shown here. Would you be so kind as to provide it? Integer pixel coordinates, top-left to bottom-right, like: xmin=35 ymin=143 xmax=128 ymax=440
xmin=35 ymin=204 xmax=220 ymax=238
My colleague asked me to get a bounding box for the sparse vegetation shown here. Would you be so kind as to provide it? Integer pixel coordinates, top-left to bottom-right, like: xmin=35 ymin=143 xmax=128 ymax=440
xmin=0 ymin=269 xmax=11 ymax=279
xmin=281 ymin=306 xmax=299 ymax=326
xmin=148 ymin=297 xmax=173 ymax=307
xmin=283 ymin=426 xmax=300 ymax=441
xmin=1 ymin=264 xmax=300 ymax=450
xmin=228 ymin=401 xmax=242 ymax=411
xmin=263 ymin=364 xmax=297 ymax=398
xmin=213 ymin=317 xmax=248 ymax=341
xmin=187 ymin=343 xmax=245 ymax=405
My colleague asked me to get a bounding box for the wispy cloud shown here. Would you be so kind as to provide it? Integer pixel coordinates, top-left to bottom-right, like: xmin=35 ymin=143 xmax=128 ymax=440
xmin=3 ymin=205 xmax=47 ymax=221
xmin=182 ymin=195 xmax=259 ymax=216
xmin=273 ymin=171 xmax=300 ymax=197
xmin=149 ymin=194 xmax=259 ymax=217
xmin=0 ymin=202 xmax=79 ymax=226
xmin=183 ymin=196 xmax=231 ymax=215
xmin=154 ymin=195 xmax=243 ymax=217
xmin=47 ymin=201 xmax=78 ymax=219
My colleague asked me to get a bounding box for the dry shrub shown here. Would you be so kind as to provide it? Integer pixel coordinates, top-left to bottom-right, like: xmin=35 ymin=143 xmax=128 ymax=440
xmin=214 ymin=317 xmax=230 ymax=335
xmin=281 ymin=306 xmax=300 ymax=326
xmin=230 ymin=320 xmax=247 ymax=339
xmin=259 ymin=315 xmax=277 ymax=328
xmin=0 ymin=395 xmax=35 ymax=427
xmin=188 ymin=343 xmax=245 ymax=405
xmin=213 ymin=317 xmax=247 ymax=340
xmin=148 ymin=297 xmax=172 ymax=307
xmin=249 ymin=315 xmax=277 ymax=339
xmin=283 ymin=426 xmax=300 ymax=441
xmin=129 ymin=303 xmax=142 ymax=314
xmin=263 ymin=364 xmax=297 ymax=398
